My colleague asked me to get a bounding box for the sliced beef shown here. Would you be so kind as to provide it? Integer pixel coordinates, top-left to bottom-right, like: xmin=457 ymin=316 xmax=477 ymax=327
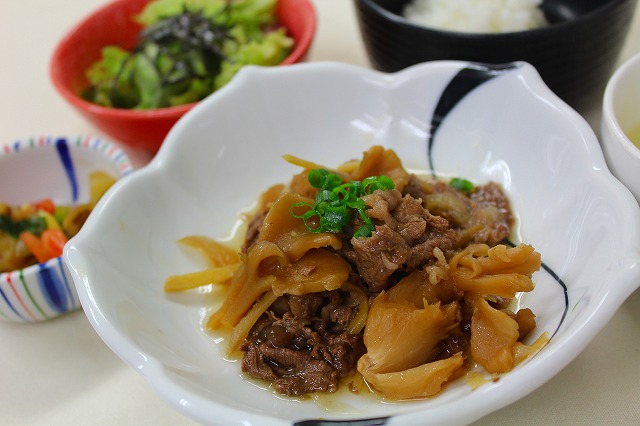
xmin=435 ymin=298 xmax=473 ymax=361
xmin=349 ymin=189 xmax=456 ymax=293
xmin=350 ymin=224 xmax=411 ymax=293
xmin=319 ymin=289 xmax=360 ymax=333
xmin=467 ymin=181 xmax=513 ymax=246
xmin=241 ymin=291 xmax=366 ymax=397
xmin=471 ymin=181 xmax=513 ymax=226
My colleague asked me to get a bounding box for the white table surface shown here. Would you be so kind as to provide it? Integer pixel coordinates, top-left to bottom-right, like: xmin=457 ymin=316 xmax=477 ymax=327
xmin=1 ymin=1 xmax=639 ymax=425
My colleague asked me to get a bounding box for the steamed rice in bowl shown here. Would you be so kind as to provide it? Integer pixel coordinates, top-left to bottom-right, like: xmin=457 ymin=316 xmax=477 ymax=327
xmin=403 ymin=0 xmax=548 ymax=33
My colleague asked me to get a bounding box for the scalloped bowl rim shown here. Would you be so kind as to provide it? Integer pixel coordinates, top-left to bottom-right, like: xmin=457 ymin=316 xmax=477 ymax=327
xmin=65 ymin=61 xmax=640 ymax=425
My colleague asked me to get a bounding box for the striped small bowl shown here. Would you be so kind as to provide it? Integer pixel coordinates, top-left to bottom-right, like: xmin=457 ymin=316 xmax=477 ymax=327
xmin=0 ymin=136 xmax=133 ymax=323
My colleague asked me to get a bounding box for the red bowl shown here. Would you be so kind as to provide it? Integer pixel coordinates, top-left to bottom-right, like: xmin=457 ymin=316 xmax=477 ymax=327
xmin=50 ymin=0 xmax=316 ymax=155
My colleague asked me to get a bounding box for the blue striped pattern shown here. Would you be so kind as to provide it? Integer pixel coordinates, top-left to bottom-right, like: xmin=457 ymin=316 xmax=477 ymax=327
xmin=0 ymin=135 xmax=132 ymax=322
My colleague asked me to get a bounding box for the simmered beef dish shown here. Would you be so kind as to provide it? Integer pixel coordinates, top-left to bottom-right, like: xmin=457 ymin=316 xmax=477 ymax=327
xmin=240 ymin=174 xmax=514 ymax=395
xmin=167 ymin=146 xmax=544 ymax=400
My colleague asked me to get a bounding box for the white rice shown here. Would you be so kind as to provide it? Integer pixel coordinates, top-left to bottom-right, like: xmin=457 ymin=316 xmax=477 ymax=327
xmin=403 ymin=0 xmax=548 ymax=33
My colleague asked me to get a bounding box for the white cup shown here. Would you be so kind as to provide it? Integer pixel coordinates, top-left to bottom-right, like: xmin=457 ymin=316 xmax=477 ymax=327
xmin=601 ymin=52 xmax=640 ymax=204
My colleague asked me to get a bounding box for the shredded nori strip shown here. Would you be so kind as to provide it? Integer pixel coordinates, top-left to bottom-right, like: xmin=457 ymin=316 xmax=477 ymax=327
xmin=87 ymin=6 xmax=234 ymax=109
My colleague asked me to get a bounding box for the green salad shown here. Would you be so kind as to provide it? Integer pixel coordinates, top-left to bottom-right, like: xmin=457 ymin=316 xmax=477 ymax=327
xmin=82 ymin=0 xmax=293 ymax=110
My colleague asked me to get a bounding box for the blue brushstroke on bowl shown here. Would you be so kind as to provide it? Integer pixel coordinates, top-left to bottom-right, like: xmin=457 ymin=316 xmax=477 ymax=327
xmin=0 ymin=285 xmax=23 ymax=320
xmin=37 ymin=257 xmax=76 ymax=314
xmin=428 ymin=62 xmax=520 ymax=176
xmin=293 ymin=61 xmax=570 ymax=425
xmin=294 ymin=417 xmax=390 ymax=425
xmin=426 ymin=62 xmax=569 ymax=338
xmin=55 ymin=137 xmax=79 ymax=202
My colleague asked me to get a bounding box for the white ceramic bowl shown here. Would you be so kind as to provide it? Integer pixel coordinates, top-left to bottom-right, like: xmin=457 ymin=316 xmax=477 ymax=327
xmin=65 ymin=62 xmax=640 ymax=425
xmin=0 ymin=136 xmax=133 ymax=323
xmin=601 ymin=52 xmax=640 ymax=203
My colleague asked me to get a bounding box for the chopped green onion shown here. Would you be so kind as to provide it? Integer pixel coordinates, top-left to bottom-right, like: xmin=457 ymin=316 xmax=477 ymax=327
xmin=449 ymin=177 xmax=474 ymax=194
xmin=290 ymin=169 xmax=394 ymax=238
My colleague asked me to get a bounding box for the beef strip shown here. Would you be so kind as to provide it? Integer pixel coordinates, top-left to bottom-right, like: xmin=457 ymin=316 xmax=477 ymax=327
xmin=467 ymin=181 xmax=513 ymax=246
xmin=349 ymin=189 xmax=456 ymax=293
xmin=350 ymin=223 xmax=411 ymax=293
xmin=241 ymin=291 xmax=366 ymax=396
